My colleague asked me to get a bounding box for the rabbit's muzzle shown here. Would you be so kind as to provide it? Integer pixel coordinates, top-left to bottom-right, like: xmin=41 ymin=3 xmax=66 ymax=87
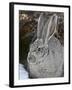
xmin=27 ymin=54 xmax=36 ymax=63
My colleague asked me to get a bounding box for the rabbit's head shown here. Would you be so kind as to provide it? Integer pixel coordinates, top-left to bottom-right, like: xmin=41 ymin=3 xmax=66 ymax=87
xmin=27 ymin=13 xmax=58 ymax=64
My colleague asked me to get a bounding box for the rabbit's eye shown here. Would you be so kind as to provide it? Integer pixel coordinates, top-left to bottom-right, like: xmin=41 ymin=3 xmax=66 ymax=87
xmin=38 ymin=48 xmax=44 ymax=52
xmin=38 ymin=48 xmax=41 ymax=51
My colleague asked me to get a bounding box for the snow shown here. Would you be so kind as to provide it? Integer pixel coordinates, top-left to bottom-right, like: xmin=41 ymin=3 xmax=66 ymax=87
xmin=19 ymin=64 xmax=29 ymax=80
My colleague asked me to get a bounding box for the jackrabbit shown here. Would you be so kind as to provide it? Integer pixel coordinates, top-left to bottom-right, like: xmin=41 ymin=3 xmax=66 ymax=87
xmin=27 ymin=13 xmax=64 ymax=78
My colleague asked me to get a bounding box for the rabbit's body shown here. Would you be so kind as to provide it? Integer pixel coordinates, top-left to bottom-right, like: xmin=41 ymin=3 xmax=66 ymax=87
xmin=27 ymin=36 xmax=64 ymax=78
xmin=27 ymin=13 xmax=64 ymax=78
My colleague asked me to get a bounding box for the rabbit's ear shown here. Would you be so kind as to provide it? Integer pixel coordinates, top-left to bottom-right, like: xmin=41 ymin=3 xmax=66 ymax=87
xmin=37 ymin=13 xmax=46 ymax=39
xmin=43 ymin=14 xmax=58 ymax=44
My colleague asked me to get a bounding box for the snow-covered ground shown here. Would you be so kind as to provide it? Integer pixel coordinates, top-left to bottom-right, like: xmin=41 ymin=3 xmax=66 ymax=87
xmin=19 ymin=64 xmax=29 ymax=80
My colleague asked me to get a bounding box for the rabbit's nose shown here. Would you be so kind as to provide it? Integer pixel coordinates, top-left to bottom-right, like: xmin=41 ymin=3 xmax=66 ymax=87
xmin=28 ymin=55 xmax=36 ymax=63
